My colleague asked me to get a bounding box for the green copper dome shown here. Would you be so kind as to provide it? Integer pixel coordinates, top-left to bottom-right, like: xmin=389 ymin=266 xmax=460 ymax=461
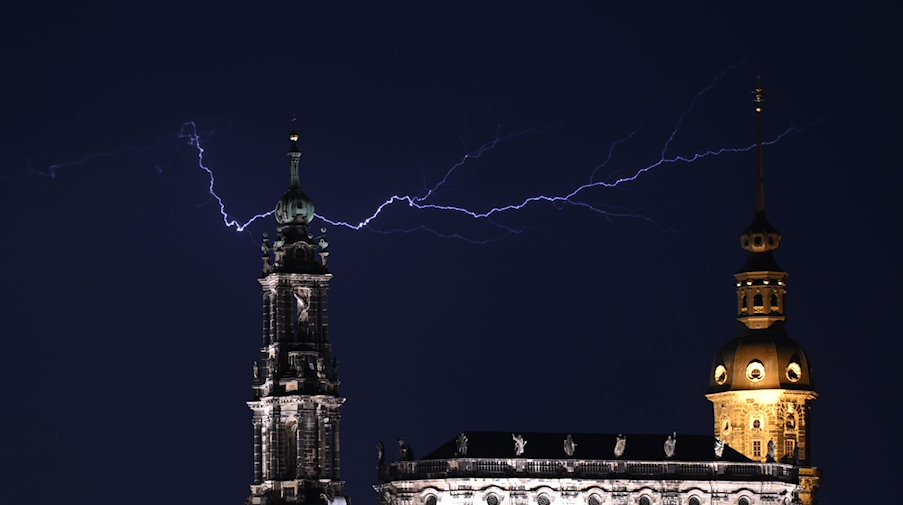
xmin=275 ymin=185 xmax=315 ymax=225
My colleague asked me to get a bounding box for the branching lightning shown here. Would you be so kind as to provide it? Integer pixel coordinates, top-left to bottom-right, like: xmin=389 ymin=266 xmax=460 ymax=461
xmin=177 ymin=122 xmax=275 ymax=232
xmin=30 ymin=143 xmax=160 ymax=178
xmin=36 ymin=66 xmax=826 ymax=242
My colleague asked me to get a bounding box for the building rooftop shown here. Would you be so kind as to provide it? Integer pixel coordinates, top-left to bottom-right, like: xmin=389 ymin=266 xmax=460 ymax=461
xmin=418 ymin=431 xmax=749 ymax=462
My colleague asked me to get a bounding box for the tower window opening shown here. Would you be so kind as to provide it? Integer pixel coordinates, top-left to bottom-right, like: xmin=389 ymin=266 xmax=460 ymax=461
xmin=786 ymin=362 xmax=802 ymax=382
xmin=739 ymin=294 xmax=747 ymax=313
xmin=688 ymin=498 xmax=701 ymax=505
xmin=746 ymin=360 xmax=765 ymax=382
xmin=770 ymin=293 xmax=779 ymax=311
xmin=752 ymin=440 xmax=762 ymax=457
xmin=753 ymin=294 xmax=764 ymax=313
xmin=426 ymin=496 xmax=438 ymax=505
xmin=739 ymin=498 xmax=751 ymax=505
xmin=638 ymin=497 xmax=651 ymax=505
xmin=714 ymin=364 xmax=728 ymax=385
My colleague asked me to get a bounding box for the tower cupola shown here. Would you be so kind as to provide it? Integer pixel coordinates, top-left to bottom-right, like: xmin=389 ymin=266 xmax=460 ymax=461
xmin=275 ymin=120 xmax=316 ymax=226
xmin=734 ymin=85 xmax=788 ymax=330
xmin=265 ymin=118 xmax=329 ymax=275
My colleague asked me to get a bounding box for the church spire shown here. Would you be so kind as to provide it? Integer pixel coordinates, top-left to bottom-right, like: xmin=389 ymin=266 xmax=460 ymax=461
xmin=739 ymin=82 xmax=781 ymax=257
xmin=754 ymin=84 xmax=766 ymax=213
xmin=289 ymin=115 xmax=302 ymax=188
xmin=271 ymin=118 xmax=328 ymax=274
xmin=735 ymin=82 xmax=786 ymax=329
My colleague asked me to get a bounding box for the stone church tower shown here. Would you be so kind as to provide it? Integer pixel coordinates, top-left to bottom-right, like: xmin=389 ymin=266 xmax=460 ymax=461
xmin=247 ymin=123 xmax=345 ymax=505
xmin=706 ymin=87 xmax=820 ymax=504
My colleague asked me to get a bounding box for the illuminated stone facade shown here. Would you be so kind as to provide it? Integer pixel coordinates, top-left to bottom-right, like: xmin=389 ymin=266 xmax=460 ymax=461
xmin=247 ymin=125 xmax=346 ymax=505
xmin=379 ymin=463 xmax=802 ymax=505
xmin=376 ymin=433 xmax=808 ymax=505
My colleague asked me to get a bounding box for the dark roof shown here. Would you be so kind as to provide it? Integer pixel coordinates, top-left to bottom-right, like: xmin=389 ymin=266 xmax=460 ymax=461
xmin=738 ymin=251 xmax=784 ymax=272
xmin=742 ymin=211 xmax=781 ymax=236
xmin=707 ymin=321 xmax=814 ymax=394
xmin=420 ymin=431 xmax=751 ymax=463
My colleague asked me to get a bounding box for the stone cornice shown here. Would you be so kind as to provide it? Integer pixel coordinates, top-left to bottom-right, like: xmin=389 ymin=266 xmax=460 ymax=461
xmin=379 ymin=458 xmax=800 ymax=485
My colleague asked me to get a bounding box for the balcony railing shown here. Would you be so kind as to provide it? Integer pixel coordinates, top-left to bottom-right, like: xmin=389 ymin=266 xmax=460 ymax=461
xmin=379 ymin=458 xmax=799 ymax=484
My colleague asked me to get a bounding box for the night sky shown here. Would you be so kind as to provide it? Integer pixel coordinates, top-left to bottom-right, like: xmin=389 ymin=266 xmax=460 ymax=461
xmin=1 ymin=2 xmax=900 ymax=503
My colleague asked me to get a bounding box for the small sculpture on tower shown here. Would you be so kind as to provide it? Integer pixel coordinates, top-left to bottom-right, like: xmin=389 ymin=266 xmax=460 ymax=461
xmin=563 ymin=434 xmax=577 ymax=456
xmin=512 ymin=434 xmax=527 ymax=456
xmin=398 ymin=438 xmax=413 ymax=461
xmin=455 ymin=433 xmax=468 ymax=456
xmin=614 ymin=434 xmax=626 ymax=458
xmin=663 ymin=432 xmax=677 ymax=459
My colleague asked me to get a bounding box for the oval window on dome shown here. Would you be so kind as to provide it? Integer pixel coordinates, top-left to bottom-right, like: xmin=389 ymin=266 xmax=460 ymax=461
xmin=714 ymin=364 xmax=728 ymax=385
xmin=786 ymin=362 xmax=802 ymax=382
xmin=746 ymin=360 xmax=765 ymax=382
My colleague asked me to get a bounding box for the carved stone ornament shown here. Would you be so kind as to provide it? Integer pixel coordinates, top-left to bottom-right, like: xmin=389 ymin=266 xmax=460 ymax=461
xmin=714 ymin=437 xmax=725 ymax=458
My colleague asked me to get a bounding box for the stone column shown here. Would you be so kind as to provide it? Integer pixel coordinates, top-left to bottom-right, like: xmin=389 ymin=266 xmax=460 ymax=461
xmin=253 ymin=418 xmax=263 ymax=483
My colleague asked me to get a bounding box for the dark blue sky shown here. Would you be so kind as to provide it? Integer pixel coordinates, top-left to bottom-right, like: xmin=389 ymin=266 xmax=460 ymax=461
xmin=1 ymin=2 xmax=899 ymax=503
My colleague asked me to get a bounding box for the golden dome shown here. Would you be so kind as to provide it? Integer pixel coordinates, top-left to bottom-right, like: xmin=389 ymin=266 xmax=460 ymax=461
xmin=708 ymin=322 xmax=814 ymax=393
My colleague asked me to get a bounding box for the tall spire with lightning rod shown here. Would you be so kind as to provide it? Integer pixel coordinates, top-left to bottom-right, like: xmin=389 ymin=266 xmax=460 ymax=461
xmin=754 ymin=83 xmax=767 ymax=213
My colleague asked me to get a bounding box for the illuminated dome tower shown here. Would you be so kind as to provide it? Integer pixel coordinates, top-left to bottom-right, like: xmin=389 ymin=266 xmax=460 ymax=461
xmin=706 ymin=87 xmax=820 ymax=504
xmin=247 ymin=120 xmax=345 ymax=505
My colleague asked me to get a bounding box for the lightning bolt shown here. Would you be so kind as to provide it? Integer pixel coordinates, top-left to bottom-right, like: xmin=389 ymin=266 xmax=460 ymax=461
xmin=30 ymin=143 xmax=160 ymax=178
xmin=35 ymin=65 xmax=827 ymax=243
xmin=177 ymin=121 xmax=275 ymax=232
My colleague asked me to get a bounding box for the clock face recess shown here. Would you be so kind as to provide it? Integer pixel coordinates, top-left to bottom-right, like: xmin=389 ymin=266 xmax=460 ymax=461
xmin=746 ymin=360 xmax=765 ymax=382
xmin=714 ymin=364 xmax=728 ymax=385
xmin=786 ymin=361 xmax=802 ymax=382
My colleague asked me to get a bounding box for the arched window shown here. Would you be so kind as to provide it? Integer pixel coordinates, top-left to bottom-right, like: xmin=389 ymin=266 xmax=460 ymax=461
xmin=770 ymin=293 xmax=779 ymax=310
xmin=739 ymin=497 xmax=751 ymax=505
xmin=753 ymin=294 xmax=764 ymax=306
xmin=638 ymin=497 xmax=651 ymax=505
xmin=285 ymin=417 xmax=298 ymax=479
xmin=688 ymin=497 xmax=701 ymax=505
xmin=425 ymin=496 xmax=438 ymax=505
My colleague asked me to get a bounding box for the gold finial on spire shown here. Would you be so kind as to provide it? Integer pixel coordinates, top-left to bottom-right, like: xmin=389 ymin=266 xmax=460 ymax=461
xmin=289 ymin=115 xmax=300 ymax=144
xmin=753 ymin=85 xmax=766 ymax=113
